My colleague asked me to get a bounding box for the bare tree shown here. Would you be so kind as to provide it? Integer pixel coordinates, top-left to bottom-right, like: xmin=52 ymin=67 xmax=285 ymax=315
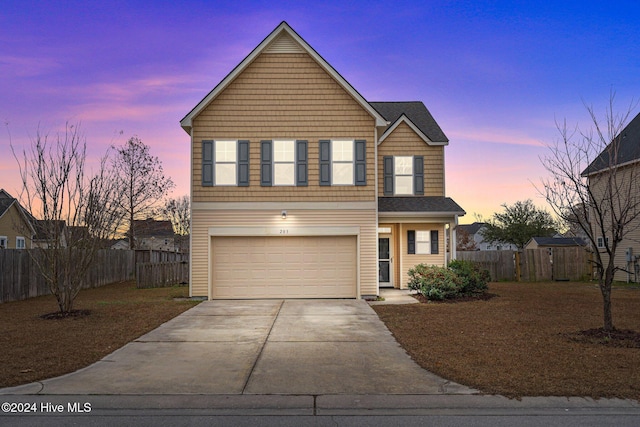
xmin=12 ymin=123 xmax=122 ymax=314
xmin=111 ymin=136 xmax=174 ymax=249
xmin=456 ymin=228 xmax=478 ymax=251
xmin=162 ymin=195 xmax=190 ymax=236
xmin=539 ymin=97 xmax=640 ymax=332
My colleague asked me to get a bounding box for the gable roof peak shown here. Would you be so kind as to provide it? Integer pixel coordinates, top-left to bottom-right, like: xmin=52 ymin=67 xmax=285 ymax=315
xmin=180 ymin=22 xmax=387 ymax=133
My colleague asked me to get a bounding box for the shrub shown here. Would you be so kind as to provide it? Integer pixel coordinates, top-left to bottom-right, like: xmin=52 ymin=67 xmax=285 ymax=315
xmin=407 ymin=264 xmax=462 ymax=301
xmin=447 ymin=259 xmax=491 ymax=296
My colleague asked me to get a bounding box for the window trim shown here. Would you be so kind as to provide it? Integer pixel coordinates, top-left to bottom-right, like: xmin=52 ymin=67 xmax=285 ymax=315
xmin=0 ymin=236 xmax=7 ymax=249
xmin=394 ymin=156 xmax=414 ymax=195
xmin=415 ymin=230 xmax=430 ymax=254
xmin=273 ymin=140 xmax=296 ymax=186
xmin=16 ymin=236 xmax=26 ymax=249
xmin=408 ymin=229 xmax=439 ymax=255
xmin=331 ymin=140 xmax=355 ymax=186
xmin=214 ymin=140 xmax=238 ymax=186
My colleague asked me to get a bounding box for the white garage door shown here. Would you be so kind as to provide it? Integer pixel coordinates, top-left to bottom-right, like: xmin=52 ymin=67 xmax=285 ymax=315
xmin=211 ymin=235 xmax=357 ymax=299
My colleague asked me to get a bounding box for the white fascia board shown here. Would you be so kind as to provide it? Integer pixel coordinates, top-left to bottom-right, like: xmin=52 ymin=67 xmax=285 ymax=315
xmin=180 ymin=22 xmax=387 ymax=133
xmin=378 ymin=115 xmax=448 ymax=146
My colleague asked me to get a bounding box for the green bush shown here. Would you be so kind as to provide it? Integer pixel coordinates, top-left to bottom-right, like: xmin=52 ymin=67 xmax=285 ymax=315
xmin=447 ymin=259 xmax=491 ymax=296
xmin=408 ymin=261 xmax=490 ymax=301
xmin=407 ymin=264 xmax=462 ymax=300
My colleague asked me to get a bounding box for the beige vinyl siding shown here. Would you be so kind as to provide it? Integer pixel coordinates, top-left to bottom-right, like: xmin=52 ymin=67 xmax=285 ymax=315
xmin=0 ymin=204 xmax=32 ymax=249
xmin=399 ymin=223 xmax=446 ymax=289
xmin=192 ymin=52 xmax=376 ymax=202
xmin=191 ymin=207 xmax=378 ymax=297
xmin=588 ymin=165 xmax=640 ymax=282
xmin=377 ymin=121 xmax=444 ymax=197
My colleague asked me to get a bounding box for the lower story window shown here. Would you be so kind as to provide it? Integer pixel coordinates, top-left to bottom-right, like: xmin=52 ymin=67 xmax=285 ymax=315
xmin=16 ymin=236 xmax=26 ymax=249
xmin=0 ymin=236 xmax=7 ymax=249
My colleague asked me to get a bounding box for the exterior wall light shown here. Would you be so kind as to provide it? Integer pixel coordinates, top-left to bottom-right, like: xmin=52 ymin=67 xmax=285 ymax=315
xmin=281 ymin=210 xmax=287 ymax=220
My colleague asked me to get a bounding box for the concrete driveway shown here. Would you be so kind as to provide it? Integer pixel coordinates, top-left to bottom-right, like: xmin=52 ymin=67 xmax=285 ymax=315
xmin=2 ymin=299 xmax=474 ymax=395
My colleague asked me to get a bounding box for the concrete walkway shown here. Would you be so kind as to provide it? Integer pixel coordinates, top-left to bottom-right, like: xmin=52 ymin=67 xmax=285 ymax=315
xmin=1 ymin=299 xmax=471 ymax=396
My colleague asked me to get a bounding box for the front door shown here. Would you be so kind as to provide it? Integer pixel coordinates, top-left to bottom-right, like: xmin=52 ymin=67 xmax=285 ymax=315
xmin=378 ymin=236 xmax=393 ymax=287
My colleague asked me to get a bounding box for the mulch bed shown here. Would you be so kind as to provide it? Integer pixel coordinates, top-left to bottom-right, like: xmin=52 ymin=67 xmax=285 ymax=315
xmin=373 ymin=281 xmax=640 ymax=400
xmin=0 ymin=281 xmax=199 ymax=388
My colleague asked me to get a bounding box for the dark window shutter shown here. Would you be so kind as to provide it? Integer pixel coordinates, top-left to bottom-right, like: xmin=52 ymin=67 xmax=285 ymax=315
xmin=383 ymin=156 xmax=393 ymax=195
xmin=202 ymin=140 xmax=214 ymax=186
xmin=260 ymin=140 xmax=272 ymax=186
xmin=407 ymin=230 xmax=416 ymax=254
xmin=319 ymin=140 xmax=331 ymax=186
xmin=296 ymin=140 xmax=308 ymax=186
xmin=237 ymin=140 xmax=249 ymax=187
xmin=431 ymin=230 xmax=439 ymax=254
xmin=354 ymin=140 xmax=366 ymax=186
xmin=414 ymin=156 xmax=424 ymax=195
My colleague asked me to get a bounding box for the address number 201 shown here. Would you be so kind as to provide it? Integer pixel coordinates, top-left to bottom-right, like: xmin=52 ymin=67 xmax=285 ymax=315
xmin=279 ymin=229 xmax=289 ymax=234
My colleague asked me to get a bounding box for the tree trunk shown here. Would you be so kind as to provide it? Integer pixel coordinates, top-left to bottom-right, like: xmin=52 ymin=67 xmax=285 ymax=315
xmin=600 ymin=262 xmax=615 ymax=332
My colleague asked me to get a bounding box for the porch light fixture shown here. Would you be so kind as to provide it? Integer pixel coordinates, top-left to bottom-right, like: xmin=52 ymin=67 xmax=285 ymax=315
xmin=281 ymin=210 xmax=287 ymax=220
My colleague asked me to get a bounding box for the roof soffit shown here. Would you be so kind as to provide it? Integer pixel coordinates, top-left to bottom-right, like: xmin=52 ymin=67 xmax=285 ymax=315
xmin=180 ymin=22 xmax=387 ymax=133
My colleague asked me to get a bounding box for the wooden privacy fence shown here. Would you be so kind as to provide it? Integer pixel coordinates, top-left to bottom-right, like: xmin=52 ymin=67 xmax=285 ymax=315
xmin=458 ymin=247 xmax=593 ymax=282
xmin=457 ymin=250 xmax=516 ymax=282
xmin=136 ymin=261 xmax=189 ymax=289
xmin=0 ymin=249 xmax=135 ymax=303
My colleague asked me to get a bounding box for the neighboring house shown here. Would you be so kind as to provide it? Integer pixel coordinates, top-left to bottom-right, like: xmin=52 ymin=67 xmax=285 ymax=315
xmin=457 ymin=222 xmax=517 ymax=251
xmin=0 ymin=189 xmax=34 ymax=249
xmin=180 ymin=22 xmax=465 ymax=299
xmin=582 ymin=112 xmax=640 ymax=282
xmin=131 ymin=219 xmax=176 ymax=251
xmin=524 ymin=236 xmax=586 ymax=250
xmin=32 ymin=220 xmax=67 ymax=249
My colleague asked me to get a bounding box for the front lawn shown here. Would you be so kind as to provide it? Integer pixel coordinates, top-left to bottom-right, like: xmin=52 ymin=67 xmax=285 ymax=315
xmin=373 ymin=281 xmax=640 ymax=400
xmin=0 ymin=281 xmax=199 ymax=388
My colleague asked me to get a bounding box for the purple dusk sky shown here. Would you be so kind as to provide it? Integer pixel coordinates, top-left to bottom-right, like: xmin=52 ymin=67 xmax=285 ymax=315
xmin=2 ymin=1 xmax=639 ymax=221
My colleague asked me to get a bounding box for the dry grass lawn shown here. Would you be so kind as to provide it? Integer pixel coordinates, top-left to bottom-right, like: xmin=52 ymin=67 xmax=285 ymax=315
xmin=0 ymin=281 xmax=199 ymax=388
xmin=373 ymin=281 xmax=640 ymax=400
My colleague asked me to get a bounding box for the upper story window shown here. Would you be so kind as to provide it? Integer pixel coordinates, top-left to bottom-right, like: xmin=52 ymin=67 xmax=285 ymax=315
xmin=319 ymin=139 xmax=366 ymax=186
xmin=202 ymin=140 xmax=249 ymax=187
xmin=394 ymin=156 xmax=413 ymax=195
xmin=597 ymin=236 xmax=608 ymax=249
xmin=383 ymin=155 xmax=424 ymax=196
xmin=214 ymin=140 xmax=237 ymax=185
xmin=261 ymin=140 xmax=308 ymax=186
xmin=16 ymin=236 xmax=26 ymax=249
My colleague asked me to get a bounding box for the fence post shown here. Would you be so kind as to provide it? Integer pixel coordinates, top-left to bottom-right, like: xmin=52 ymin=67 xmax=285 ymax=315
xmin=514 ymin=251 xmax=521 ymax=282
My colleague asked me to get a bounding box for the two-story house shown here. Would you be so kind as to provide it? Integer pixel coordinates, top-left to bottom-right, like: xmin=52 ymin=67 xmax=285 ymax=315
xmin=582 ymin=111 xmax=640 ymax=283
xmin=181 ymin=22 xmax=465 ymax=299
xmin=0 ymin=189 xmax=34 ymax=249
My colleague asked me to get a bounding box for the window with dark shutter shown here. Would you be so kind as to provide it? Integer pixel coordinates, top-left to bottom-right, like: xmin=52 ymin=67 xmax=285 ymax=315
xmin=260 ymin=140 xmax=272 ymax=186
xmin=319 ymin=140 xmax=331 ymax=186
xmin=383 ymin=156 xmax=393 ymax=195
xmin=407 ymin=230 xmax=416 ymax=254
xmin=237 ymin=140 xmax=249 ymax=187
xmin=430 ymin=230 xmax=439 ymax=254
xmin=202 ymin=140 xmax=214 ymax=186
xmin=354 ymin=140 xmax=366 ymax=186
xmin=296 ymin=140 xmax=308 ymax=186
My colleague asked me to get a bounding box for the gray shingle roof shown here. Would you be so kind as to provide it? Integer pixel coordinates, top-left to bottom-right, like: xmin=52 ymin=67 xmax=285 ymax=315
xmin=582 ymin=112 xmax=640 ymax=176
xmin=531 ymin=236 xmax=586 ymax=247
xmin=0 ymin=197 xmax=14 ymax=218
xmin=378 ymin=197 xmax=465 ymax=214
xmin=370 ymin=101 xmax=449 ymax=143
xmin=458 ymin=222 xmax=486 ymax=235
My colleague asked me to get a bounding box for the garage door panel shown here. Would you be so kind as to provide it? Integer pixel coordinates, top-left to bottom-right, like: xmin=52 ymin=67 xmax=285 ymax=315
xmin=212 ymin=236 xmax=356 ymax=299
